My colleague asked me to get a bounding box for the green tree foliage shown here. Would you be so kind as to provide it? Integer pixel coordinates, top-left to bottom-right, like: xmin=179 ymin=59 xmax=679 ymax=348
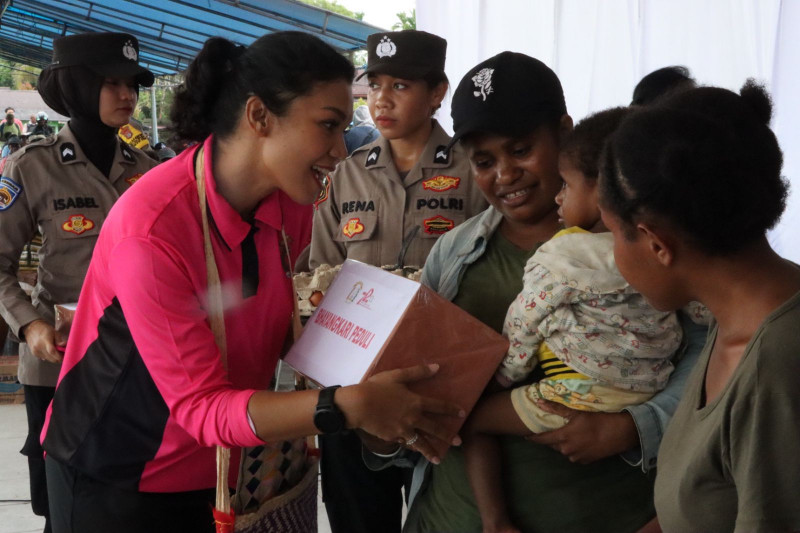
xmin=0 ymin=63 xmax=13 ymax=88
xmin=393 ymin=9 xmax=416 ymax=30
xmin=298 ymin=0 xmax=364 ymax=20
xmin=133 ymin=73 xmax=181 ymax=124
xmin=0 ymin=60 xmax=40 ymax=89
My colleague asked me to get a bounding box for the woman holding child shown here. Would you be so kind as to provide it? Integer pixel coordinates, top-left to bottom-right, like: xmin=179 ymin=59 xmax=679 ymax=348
xmin=370 ymin=52 xmax=707 ymax=533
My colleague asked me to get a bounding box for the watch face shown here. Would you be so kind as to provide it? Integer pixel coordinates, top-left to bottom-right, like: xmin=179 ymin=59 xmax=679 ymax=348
xmin=314 ymin=408 xmax=344 ymax=434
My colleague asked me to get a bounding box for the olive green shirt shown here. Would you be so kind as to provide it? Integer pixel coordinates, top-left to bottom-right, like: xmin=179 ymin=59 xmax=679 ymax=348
xmin=655 ymin=289 xmax=800 ymax=533
xmin=406 ymin=231 xmax=656 ymax=533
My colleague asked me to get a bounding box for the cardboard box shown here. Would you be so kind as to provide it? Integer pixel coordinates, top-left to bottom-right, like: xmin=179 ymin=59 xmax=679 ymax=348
xmin=0 ymin=355 xmax=23 ymax=405
xmin=0 ymin=355 xmax=19 ymax=382
xmin=285 ymin=260 xmax=509 ymax=456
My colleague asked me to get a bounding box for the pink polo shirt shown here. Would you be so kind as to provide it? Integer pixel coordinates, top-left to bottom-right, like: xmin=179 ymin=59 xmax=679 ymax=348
xmin=42 ymin=137 xmax=313 ymax=492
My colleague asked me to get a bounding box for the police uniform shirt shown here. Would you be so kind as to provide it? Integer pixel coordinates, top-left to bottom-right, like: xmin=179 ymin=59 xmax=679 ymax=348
xmin=0 ymin=123 xmax=158 ymax=386
xmin=309 ymin=121 xmax=487 ymax=269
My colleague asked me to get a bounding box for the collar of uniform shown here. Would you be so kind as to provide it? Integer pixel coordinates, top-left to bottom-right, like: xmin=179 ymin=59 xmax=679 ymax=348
xmin=420 ymin=120 xmax=454 ymax=169
xmin=200 ymin=136 xmax=284 ymax=251
xmin=54 ymin=123 xmax=88 ymax=166
xmin=55 ymin=123 xmax=137 ymax=168
xmin=114 ymin=137 xmax=137 ymax=166
xmin=356 ymin=120 xmax=454 ymax=171
xmin=355 ymin=134 xmax=391 ymax=169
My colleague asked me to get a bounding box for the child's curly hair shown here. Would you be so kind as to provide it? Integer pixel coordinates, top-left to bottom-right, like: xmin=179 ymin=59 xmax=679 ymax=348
xmin=560 ymin=106 xmax=631 ymax=181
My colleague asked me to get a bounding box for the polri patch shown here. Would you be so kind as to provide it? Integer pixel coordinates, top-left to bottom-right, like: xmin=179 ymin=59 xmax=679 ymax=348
xmin=342 ymin=217 xmax=366 ymax=238
xmin=433 ymin=145 xmax=449 ymax=164
xmin=60 ymin=143 xmax=76 ymax=162
xmin=423 ymin=215 xmax=454 ymax=235
xmin=422 ymin=175 xmax=460 ymax=192
xmin=365 ymin=146 xmax=381 ymax=167
xmin=125 ymin=173 xmax=143 ymax=186
xmin=62 ymin=214 xmax=95 ymax=235
xmin=0 ymin=176 xmax=22 ymax=211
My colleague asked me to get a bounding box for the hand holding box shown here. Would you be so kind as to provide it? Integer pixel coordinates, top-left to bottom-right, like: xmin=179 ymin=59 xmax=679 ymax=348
xmin=285 ymin=260 xmax=509 ymax=457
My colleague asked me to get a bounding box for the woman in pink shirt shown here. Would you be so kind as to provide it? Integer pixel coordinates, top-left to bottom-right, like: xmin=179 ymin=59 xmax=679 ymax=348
xmin=42 ymin=32 xmax=463 ymax=533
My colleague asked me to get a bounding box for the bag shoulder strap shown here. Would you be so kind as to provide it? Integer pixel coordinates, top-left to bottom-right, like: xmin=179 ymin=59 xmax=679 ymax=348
xmin=194 ymin=147 xmax=233 ymax=520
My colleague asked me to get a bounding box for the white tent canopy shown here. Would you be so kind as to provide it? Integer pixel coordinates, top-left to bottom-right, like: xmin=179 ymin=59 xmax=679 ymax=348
xmin=418 ymin=0 xmax=800 ymax=262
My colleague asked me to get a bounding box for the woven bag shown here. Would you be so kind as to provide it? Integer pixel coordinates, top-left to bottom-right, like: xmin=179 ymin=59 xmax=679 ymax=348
xmin=195 ymin=147 xmax=318 ymax=533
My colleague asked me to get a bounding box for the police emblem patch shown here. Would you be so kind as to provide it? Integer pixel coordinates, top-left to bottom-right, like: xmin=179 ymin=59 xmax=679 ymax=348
xmin=342 ymin=217 xmax=366 ymax=238
xmin=0 ymin=176 xmax=22 ymax=211
xmin=62 ymin=214 xmax=95 ymax=235
xmin=422 ymin=215 xmax=455 ymax=235
xmin=422 ymin=175 xmax=461 ymax=192
xmin=433 ymin=145 xmax=450 ymax=165
xmin=365 ymin=146 xmax=381 ymax=167
xmin=125 ymin=173 xmax=143 ymax=186
xmin=60 ymin=143 xmax=76 ymax=162
xmin=376 ymin=36 xmax=397 ymax=58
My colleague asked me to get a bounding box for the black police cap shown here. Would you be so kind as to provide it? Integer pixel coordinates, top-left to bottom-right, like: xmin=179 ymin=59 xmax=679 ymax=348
xmin=448 ymin=52 xmax=567 ymax=150
xmin=357 ymin=30 xmax=446 ymax=81
xmin=47 ymin=32 xmax=154 ymax=87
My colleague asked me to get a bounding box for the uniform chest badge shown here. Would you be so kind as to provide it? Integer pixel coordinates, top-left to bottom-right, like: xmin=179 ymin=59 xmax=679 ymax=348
xmin=342 ymin=217 xmax=365 ymax=238
xmin=376 ymin=36 xmax=397 ymax=58
xmin=365 ymin=146 xmax=381 ymax=167
xmin=422 ymin=175 xmax=461 ymax=192
xmin=423 ymin=215 xmax=455 ymax=235
xmin=433 ymin=145 xmax=450 ymax=165
xmin=62 ymin=214 xmax=95 ymax=235
xmin=0 ymin=176 xmax=22 ymax=211
xmin=125 ymin=173 xmax=143 ymax=186
xmin=60 ymin=143 xmax=76 ymax=162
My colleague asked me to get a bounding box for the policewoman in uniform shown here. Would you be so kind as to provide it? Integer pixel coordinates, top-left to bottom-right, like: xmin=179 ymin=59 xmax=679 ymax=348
xmin=309 ymin=30 xmax=486 ymax=270
xmin=309 ymin=30 xmax=487 ymax=533
xmin=0 ymin=32 xmax=157 ymax=531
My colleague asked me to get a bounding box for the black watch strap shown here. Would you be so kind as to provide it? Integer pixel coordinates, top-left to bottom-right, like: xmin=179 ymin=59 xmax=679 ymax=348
xmin=314 ymin=385 xmax=344 ymax=434
xmin=317 ymin=385 xmax=340 ymax=409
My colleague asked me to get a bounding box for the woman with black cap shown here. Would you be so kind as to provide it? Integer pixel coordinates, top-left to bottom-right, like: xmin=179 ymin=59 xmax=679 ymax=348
xmin=364 ymin=52 xmax=708 ymax=533
xmin=307 ymin=29 xmax=488 ymax=533
xmin=0 ymin=32 xmax=158 ymax=532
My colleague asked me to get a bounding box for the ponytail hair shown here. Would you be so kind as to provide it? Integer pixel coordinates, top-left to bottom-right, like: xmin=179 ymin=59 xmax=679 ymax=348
xmin=170 ymin=32 xmax=355 ymax=142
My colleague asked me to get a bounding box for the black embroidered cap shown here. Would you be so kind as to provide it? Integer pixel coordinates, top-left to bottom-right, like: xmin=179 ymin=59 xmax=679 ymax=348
xmin=448 ymin=52 xmax=566 ymax=150
xmin=357 ymin=30 xmax=446 ymax=81
xmin=46 ymin=32 xmax=154 ymax=87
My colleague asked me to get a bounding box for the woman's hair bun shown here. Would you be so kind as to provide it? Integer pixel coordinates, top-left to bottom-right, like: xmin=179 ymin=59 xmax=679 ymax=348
xmin=739 ymin=78 xmax=773 ymax=126
xmin=170 ymin=32 xmax=354 ymax=143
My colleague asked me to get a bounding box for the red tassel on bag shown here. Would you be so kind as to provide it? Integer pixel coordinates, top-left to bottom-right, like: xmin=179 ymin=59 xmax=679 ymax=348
xmin=213 ymin=507 xmax=235 ymax=533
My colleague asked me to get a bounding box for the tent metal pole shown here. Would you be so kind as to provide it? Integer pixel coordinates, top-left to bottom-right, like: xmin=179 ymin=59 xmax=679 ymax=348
xmin=150 ymin=85 xmax=159 ymax=145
